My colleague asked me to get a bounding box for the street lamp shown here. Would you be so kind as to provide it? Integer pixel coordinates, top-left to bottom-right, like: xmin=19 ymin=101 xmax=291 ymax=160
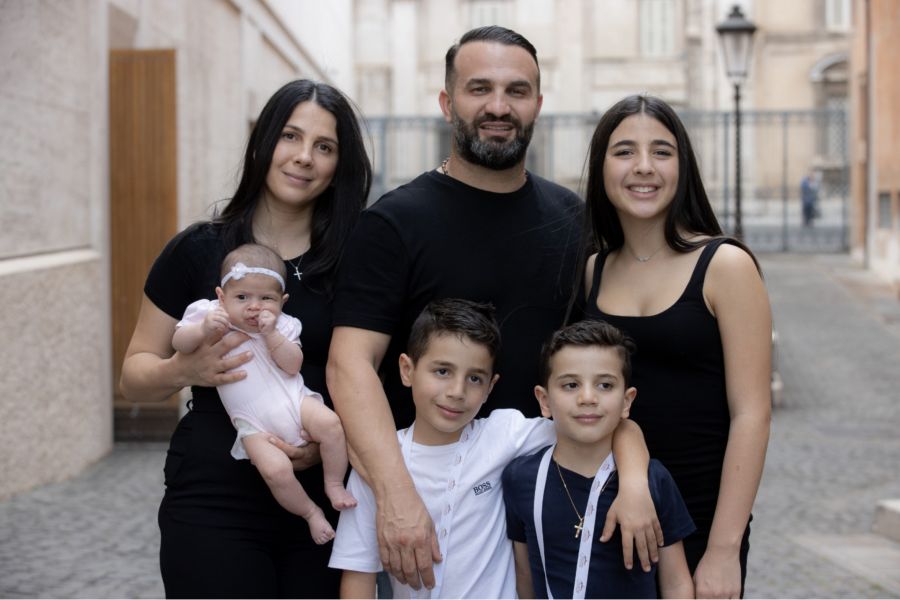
xmin=716 ymin=4 xmax=757 ymax=240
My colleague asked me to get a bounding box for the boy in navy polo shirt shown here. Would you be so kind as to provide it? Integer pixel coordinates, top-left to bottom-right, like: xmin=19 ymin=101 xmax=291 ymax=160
xmin=502 ymin=320 xmax=695 ymax=598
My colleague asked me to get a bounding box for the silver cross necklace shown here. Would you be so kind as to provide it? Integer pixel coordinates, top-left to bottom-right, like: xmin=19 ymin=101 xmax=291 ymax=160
xmin=286 ymin=254 xmax=304 ymax=281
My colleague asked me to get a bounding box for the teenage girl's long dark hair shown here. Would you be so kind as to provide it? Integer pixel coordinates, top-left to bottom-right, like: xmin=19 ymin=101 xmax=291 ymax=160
xmin=567 ymin=94 xmax=758 ymax=322
xmin=216 ymin=79 xmax=372 ymax=293
xmin=585 ymin=94 xmax=726 ymax=255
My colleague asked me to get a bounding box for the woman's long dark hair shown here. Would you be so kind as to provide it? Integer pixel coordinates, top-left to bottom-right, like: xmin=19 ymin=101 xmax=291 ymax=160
xmin=216 ymin=79 xmax=372 ymax=293
xmin=567 ymin=94 xmax=758 ymax=322
xmin=584 ymin=94 xmax=723 ymax=255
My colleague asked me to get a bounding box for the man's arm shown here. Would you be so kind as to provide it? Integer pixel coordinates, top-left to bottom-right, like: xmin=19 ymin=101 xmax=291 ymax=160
xmin=327 ymin=326 xmax=441 ymax=591
xmin=339 ymin=570 xmax=377 ymax=599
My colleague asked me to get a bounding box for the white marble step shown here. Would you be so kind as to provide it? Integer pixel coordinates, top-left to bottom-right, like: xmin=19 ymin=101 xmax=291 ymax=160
xmin=874 ymin=499 xmax=900 ymax=544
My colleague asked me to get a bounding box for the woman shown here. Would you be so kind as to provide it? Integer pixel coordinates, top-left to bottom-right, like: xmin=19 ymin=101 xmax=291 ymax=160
xmin=580 ymin=94 xmax=771 ymax=598
xmin=120 ymin=79 xmax=372 ymax=598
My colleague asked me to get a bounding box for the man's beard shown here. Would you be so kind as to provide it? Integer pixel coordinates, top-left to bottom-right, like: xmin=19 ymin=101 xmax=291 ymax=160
xmin=451 ymin=111 xmax=535 ymax=170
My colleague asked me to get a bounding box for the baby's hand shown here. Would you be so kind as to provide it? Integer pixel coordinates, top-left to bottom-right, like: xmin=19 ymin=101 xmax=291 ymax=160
xmin=203 ymin=307 xmax=230 ymax=338
xmin=258 ymin=309 xmax=277 ymax=334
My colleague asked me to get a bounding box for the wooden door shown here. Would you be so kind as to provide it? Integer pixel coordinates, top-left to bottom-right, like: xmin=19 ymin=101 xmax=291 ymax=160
xmin=109 ymin=49 xmax=178 ymax=439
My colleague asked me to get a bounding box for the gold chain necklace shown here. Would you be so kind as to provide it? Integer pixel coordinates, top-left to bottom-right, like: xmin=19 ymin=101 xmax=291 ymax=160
xmin=440 ymin=156 xmax=528 ymax=182
xmin=555 ymin=459 xmax=613 ymax=539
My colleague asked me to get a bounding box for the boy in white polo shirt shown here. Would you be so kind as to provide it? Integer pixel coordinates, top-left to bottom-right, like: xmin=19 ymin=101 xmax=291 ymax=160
xmin=329 ymin=299 xmax=655 ymax=598
xmin=329 ymin=298 xmax=552 ymax=598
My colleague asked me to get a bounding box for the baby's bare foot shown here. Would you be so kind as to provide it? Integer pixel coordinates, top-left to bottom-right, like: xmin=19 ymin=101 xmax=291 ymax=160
xmin=325 ymin=481 xmax=358 ymax=510
xmin=305 ymin=506 xmax=335 ymax=545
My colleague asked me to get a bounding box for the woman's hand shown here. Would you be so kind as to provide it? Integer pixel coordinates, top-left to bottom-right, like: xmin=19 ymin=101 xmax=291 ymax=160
xmin=600 ymin=479 xmax=664 ymax=572
xmin=268 ymin=435 xmax=322 ymax=471
xmin=121 ymin=295 xmax=252 ymax=402
xmin=173 ymin=330 xmax=252 ymax=388
xmin=693 ymin=545 xmax=742 ymax=599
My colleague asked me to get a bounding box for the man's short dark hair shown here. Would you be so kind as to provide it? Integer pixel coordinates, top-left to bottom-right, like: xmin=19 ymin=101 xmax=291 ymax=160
xmin=538 ymin=320 xmax=636 ymax=386
xmin=444 ymin=25 xmax=540 ymax=91
xmin=406 ymin=298 xmax=501 ymax=367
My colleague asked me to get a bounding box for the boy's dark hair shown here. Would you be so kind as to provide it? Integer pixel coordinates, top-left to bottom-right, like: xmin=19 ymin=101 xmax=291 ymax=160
xmin=220 ymin=243 xmax=287 ymax=282
xmin=444 ymin=25 xmax=540 ymax=91
xmin=539 ymin=320 xmax=636 ymax=386
xmin=407 ymin=299 xmax=501 ymax=367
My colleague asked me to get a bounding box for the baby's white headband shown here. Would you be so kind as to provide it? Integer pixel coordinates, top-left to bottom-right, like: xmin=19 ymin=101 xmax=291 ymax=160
xmin=221 ymin=262 xmax=285 ymax=291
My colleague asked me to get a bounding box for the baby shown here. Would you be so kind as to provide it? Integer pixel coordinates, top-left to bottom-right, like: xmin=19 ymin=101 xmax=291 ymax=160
xmin=172 ymin=243 xmax=355 ymax=543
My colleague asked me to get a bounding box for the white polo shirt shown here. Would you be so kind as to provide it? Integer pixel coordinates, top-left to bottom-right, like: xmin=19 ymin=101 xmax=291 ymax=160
xmin=329 ymin=409 xmax=555 ymax=598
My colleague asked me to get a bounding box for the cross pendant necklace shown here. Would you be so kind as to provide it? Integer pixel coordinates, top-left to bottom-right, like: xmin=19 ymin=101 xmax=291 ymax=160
xmin=556 ymin=459 xmax=613 ymax=539
xmin=287 ymin=254 xmax=304 ymax=281
xmin=556 ymin=460 xmax=586 ymax=538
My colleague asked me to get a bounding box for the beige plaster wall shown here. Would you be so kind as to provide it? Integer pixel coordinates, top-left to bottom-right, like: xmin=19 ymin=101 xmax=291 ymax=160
xmin=848 ymin=0 xmax=867 ymax=259
xmin=0 ymin=0 xmax=338 ymax=499
xmin=107 ymin=0 xmax=329 ymax=227
xmin=0 ymin=1 xmax=113 ymax=499
xmin=356 ymin=0 xmax=695 ymax=119
xmin=747 ymin=0 xmax=850 ymax=211
xmin=869 ymin=0 xmax=900 ymax=286
xmin=0 ymin=2 xmax=97 ymax=258
xmin=0 ymin=255 xmax=113 ymax=498
xmin=108 ymin=0 xmax=307 ymax=227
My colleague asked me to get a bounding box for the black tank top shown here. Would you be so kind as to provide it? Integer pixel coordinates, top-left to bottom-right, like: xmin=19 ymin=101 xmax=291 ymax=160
xmin=584 ymin=238 xmax=734 ymax=531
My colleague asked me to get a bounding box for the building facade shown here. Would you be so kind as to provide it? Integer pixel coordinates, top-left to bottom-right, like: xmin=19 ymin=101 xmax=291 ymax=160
xmin=1 ymin=0 xmax=863 ymax=498
xmin=350 ymin=0 xmax=851 ymax=236
xmin=850 ymin=0 xmax=900 ymax=288
xmin=0 ymin=0 xmax=350 ymax=498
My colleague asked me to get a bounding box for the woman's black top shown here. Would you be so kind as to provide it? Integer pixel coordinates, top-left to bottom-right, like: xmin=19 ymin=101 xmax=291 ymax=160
xmin=145 ymin=222 xmax=335 ymax=531
xmin=584 ymin=239 xmax=734 ymax=533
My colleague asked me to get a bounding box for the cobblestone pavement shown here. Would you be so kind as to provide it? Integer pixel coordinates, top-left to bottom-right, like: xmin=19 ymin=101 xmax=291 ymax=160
xmin=1 ymin=253 xmax=899 ymax=599
xmin=745 ymin=253 xmax=900 ymax=598
xmin=0 ymin=443 xmax=167 ymax=598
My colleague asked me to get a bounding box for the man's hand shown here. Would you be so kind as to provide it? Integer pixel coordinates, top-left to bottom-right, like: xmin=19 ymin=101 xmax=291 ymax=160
xmin=268 ymin=435 xmax=322 ymax=471
xmin=600 ymin=480 xmax=664 ymax=571
xmin=376 ymin=485 xmax=442 ymax=590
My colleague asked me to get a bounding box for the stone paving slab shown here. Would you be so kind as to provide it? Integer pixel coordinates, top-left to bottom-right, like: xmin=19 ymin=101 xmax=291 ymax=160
xmin=874 ymin=499 xmax=900 ymax=543
xmin=793 ymin=534 xmax=900 ymax=597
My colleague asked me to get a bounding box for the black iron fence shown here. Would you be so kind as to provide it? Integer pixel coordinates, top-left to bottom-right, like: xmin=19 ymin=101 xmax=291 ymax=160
xmin=363 ymin=108 xmax=849 ymax=254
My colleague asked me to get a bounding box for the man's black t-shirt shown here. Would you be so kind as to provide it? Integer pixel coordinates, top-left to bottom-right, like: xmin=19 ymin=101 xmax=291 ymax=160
xmin=333 ymin=170 xmax=583 ymax=426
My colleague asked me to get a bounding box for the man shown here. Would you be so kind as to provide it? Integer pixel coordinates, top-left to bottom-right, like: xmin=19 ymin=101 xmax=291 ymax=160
xmin=328 ymin=26 xmax=651 ymax=592
xmin=800 ymin=168 xmax=819 ymax=226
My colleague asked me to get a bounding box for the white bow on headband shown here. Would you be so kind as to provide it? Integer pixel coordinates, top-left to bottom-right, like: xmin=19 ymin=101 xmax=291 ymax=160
xmin=220 ymin=262 xmax=286 ymax=291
